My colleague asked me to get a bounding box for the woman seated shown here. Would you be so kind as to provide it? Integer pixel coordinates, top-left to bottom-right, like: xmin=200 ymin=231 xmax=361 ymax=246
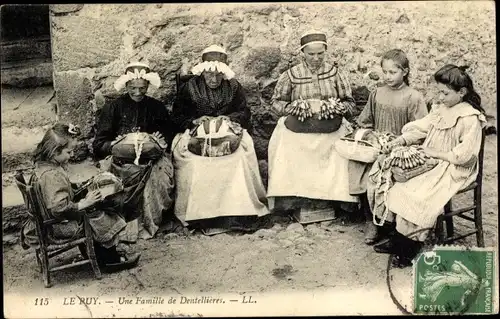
xmin=267 ymin=31 xmax=363 ymax=220
xmin=92 ymin=62 xmax=175 ymax=239
xmin=171 ymin=45 xmax=269 ymax=235
xmin=21 ymin=124 xmax=140 ymax=270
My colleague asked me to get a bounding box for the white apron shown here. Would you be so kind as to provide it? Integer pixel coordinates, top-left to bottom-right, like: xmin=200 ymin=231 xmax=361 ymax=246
xmin=172 ymin=130 xmax=270 ymax=225
xmin=267 ymin=117 xmax=358 ymax=209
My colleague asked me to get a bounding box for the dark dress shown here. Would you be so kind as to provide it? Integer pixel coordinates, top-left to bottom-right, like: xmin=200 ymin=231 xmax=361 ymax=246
xmin=171 ymin=76 xmax=251 ymax=133
xmin=93 ymin=94 xmax=174 ymax=160
xmin=92 ymin=94 xmax=175 ymax=239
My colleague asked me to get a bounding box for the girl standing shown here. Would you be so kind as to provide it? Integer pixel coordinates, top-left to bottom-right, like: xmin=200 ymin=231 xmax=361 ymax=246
xmin=355 ymin=49 xmax=428 ymax=245
xmin=368 ymin=64 xmax=486 ymax=267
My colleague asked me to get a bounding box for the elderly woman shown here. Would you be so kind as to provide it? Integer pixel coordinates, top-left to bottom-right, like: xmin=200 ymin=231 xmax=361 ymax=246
xmin=171 ymin=45 xmax=269 ymax=235
xmin=93 ymin=62 xmax=175 ymax=240
xmin=267 ymin=31 xmax=362 ymax=221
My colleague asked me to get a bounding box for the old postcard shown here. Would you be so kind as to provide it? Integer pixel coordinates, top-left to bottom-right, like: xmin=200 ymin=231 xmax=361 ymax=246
xmin=2 ymin=2 xmax=498 ymax=317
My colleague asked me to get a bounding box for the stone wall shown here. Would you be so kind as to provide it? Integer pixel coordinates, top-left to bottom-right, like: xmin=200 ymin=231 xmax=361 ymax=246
xmin=49 ymin=2 xmax=497 ymax=161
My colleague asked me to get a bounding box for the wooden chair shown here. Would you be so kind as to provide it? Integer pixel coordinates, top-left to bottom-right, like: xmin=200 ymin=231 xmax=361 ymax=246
xmin=434 ymin=129 xmax=486 ymax=247
xmin=175 ymin=73 xmax=195 ymax=94
xmin=15 ymin=171 xmax=102 ymax=288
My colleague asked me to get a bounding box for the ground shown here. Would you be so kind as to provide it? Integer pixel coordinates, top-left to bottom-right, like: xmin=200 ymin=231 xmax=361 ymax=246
xmin=1 ymin=217 xmax=418 ymax=316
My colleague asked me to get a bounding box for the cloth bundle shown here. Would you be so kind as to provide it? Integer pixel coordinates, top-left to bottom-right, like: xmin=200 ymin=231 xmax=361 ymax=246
xmin=188 ymin=117 xmax=243 ymax=157
xmin=111 ymin=132 xmax=165 ymax=165
xmin=87 ymin=172 xmax=124 ymax=199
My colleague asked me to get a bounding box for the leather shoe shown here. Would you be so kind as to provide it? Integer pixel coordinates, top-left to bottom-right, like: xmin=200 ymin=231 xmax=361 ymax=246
xmin=373 ymin=237 xmax=397 ymax=254
xmin=364 ymin=222 xmax=379 ymax=245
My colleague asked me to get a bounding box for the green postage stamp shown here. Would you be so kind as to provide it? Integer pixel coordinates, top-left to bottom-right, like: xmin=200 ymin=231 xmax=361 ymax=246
xmin=414 ymin=246 xmax=496 ymax=314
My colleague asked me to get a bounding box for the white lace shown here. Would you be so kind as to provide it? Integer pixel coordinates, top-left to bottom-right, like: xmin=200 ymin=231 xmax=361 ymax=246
xmin=114 ymin=69 xmax=162 ymax=91
xmin=191 ymin=61 xmax=235 ymax=80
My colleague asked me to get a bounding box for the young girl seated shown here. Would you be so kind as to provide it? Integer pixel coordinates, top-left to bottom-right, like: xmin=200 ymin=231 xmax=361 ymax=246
xmin=21 ymin=123 xmax=140 ymax=270
xmin=367 ymin=64 xmax=486 ymax=268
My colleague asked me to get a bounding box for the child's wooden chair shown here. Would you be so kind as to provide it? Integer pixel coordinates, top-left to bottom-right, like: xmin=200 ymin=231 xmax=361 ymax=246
xmin=15 ymin=171 xmax=102 ymax=288
xmin=434 ymin=129 xmax=486 ymax=247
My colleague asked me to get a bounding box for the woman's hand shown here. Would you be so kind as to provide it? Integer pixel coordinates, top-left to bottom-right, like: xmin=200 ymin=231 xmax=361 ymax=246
xmin=78 ymin=190 xmax=102 ymax=210
xmin=418 ymin=146 xmax=445 ymax=160
xmin=151 ymin=131 xmax=167 ymax=149
xmin=382 ymin=137 xmax=405 ymax=154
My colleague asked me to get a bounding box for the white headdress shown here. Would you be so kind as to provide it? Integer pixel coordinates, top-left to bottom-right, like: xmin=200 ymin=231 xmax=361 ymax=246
xmin=190 ymin=45 xmax=235 ymax=80
xmin=114 ymin=62 xmax=162 ymax=91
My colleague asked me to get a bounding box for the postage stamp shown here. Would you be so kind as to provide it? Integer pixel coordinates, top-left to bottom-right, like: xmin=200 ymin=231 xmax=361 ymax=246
xmin=413 ymin=246 xmax=496 ymax=315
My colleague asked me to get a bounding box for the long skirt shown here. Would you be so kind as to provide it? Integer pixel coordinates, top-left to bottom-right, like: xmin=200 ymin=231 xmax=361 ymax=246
xmin=267 ymin=117 xmax=358 ymax=211
xmin=367 ymin=157 xmax=477 ymax=241
xmin=172 ymin=130 xmax=270 ymax=228
xmin=101 ymin=153 xmax=175 ymax=240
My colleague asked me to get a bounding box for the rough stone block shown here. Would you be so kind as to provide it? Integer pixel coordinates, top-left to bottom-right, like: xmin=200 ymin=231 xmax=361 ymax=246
xmin=53 ymin=71 xmax=94 ymax=131
xmin=225 ymin=31 xmax=244 ymax=51
xmin=244 ymin=47 xmax=281 ymax=78
xmin=51 ymin=16 xmax=123 ymax=72
xmin=1 ymin=61 xmax=54 ymax=88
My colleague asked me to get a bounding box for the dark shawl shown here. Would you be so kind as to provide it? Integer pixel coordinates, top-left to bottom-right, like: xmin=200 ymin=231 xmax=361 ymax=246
xmin=93 ymin=94 xmax=174 ymax=160
xmin=171 ymin=76 xmax=251 ymax=133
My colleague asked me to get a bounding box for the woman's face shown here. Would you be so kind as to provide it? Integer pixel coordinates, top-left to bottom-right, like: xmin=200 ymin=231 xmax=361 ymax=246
xmin=203 ymin=70 xmax=224 ymax=89
xmin=381 ymin=59 xmax=407 ymax=88
xmin=126 ymin=79 xmax=149 ymax=102
xmin=436 ymin=83 xmax=465 ymax=108
xmin=302 ymin=43 xmax=326 ymax=70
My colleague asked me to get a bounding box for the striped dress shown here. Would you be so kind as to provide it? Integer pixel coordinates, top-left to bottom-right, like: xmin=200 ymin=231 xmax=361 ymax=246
xmin=357 ymin=84 xmax=428 ymax=135
xmin=267 ymin=61 xmax=361 ymax=209
xmin=349 ymin=84 xmax=428 ymax=194
xmin=367 ymin=102 xmax=486 ymax=241
xmin=271 ymin=61 xmax=358 ymax=117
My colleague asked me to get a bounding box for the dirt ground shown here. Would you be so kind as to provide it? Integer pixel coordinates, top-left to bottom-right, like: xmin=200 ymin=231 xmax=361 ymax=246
xmin=2 ymin=136 xmax=498 ymax=317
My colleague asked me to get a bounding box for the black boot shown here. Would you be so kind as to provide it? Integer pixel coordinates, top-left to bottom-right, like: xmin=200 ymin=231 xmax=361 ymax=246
xmin=391 ymin=233 xmax=423 ymax=268
xmin=373 ymin=233 xmax=398 ymax=254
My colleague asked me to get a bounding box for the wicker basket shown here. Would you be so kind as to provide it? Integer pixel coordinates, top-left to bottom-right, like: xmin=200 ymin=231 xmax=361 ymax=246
xmin=392 ymin=158 xmax=439 ymax=183
xmin=335 ymin=129 xmax=381 ymax=163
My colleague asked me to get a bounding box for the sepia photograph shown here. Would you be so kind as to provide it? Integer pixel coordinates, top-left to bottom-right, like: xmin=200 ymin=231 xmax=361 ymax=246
xmin=1 ymin=2 xmax=498 ymax=317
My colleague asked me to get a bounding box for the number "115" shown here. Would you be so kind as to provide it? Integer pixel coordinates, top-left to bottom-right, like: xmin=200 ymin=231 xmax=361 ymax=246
xmin=35 ymin=298 xmax=49 ymax=306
